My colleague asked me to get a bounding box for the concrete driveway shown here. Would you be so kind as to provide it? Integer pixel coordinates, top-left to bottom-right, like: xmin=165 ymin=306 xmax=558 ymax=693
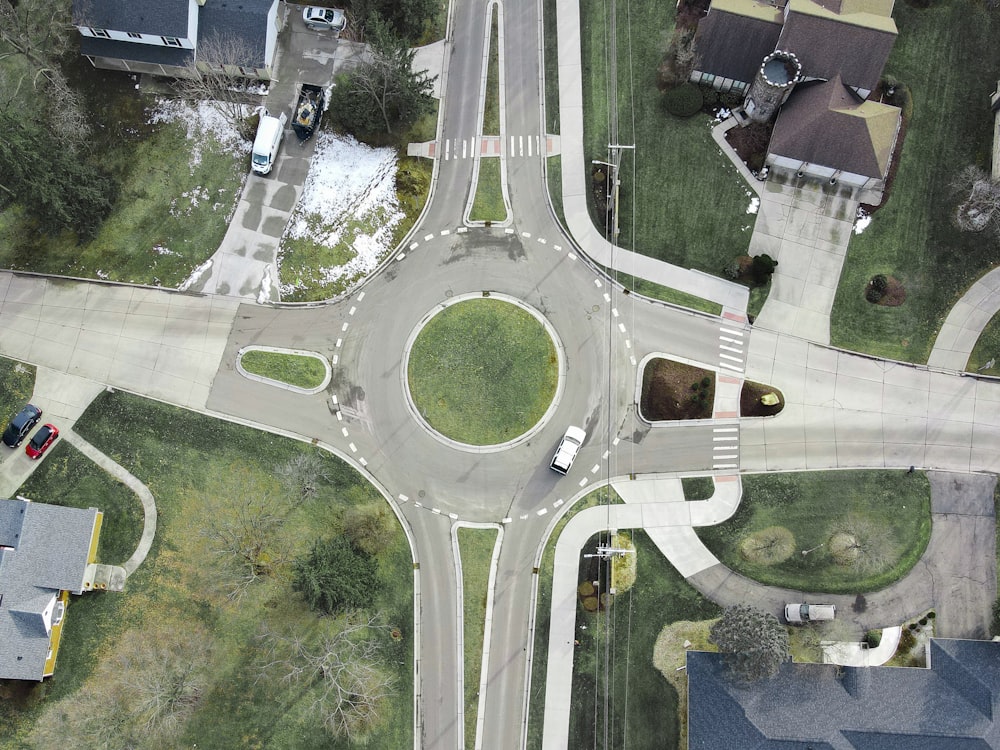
xmin=749 ymin=178 xmax=859 ymax=344
xmin=191 ymin=10 xmax=368 ymax=301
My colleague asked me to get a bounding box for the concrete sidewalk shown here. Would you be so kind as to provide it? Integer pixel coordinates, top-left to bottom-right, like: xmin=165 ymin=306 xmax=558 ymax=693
xmin=928 ymin=265 xmax=1000 ymax=372
xmin=553 ymin=0 xmax=748 ymax=313
xmin=0 ymin=273 xmax=239 ymax=411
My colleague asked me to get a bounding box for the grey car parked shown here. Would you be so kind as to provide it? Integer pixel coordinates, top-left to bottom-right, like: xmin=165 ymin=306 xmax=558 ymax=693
xmin=2 ymin=404 xmax=42 ymax=448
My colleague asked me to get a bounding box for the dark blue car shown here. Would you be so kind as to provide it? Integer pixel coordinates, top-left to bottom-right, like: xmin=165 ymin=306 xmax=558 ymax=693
xmin=2 ymin=404 xmax=42 ymax=448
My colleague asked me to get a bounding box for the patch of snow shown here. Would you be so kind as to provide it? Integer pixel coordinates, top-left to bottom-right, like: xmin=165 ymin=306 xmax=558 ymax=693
xmin=854 ymin=208 xmax=872 ymax=235
xmin=95 ymin=270 xmax=109 ymax=280
xmin=746 ymin=196 xmax=760 ymax=214
xmin=711 ymin=107 xmax=732 ymax=124
xmin=258 ymin=265 xmax=273 ymax=304
xmin=152 ymin=244 xmax=178 ymax=256
xmin=178 ymin=259 xmax=212 ymax=292
xmin=148 ymin=98 xmax=252 ymax=168
xmin=282 ymin=133 xmax=403 ymax=292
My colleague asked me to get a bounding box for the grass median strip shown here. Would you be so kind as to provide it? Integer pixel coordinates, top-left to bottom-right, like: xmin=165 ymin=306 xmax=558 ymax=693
xmin=240 ymin=349 xmax=327 ymax=389
xmin=458 ymin=526 xmax=500 ymax=749
xmin=470 ymin=158 xmax=508 ymax=223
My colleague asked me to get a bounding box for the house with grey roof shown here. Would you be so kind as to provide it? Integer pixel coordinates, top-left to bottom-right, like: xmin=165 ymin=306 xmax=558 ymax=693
xmin=0 ymin=498 xmax=111 ymax=681
xmin=691 ymin=0 xmax=902 ymax=199
xmin=71 ymin=0 xmax=280 ymax=80
xmin=687 ymin=638 xmax=1000 ymax=748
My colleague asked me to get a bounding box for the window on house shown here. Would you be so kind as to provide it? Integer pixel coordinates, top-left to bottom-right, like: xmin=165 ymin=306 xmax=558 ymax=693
xmin=127 ymin=32 xmax=142 ymax=39
xmin=161 ymin=36 xmax=181 ymax=47
xmin=700 ymin=72 xmax=715 ymax=85
xmin=90 ymin=27 xmax=110 ymax=38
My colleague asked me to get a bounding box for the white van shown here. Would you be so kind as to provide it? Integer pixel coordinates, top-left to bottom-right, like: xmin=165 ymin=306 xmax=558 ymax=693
xmin=251 ymin=112 xmax=288 ymax=176
xmin=550 ymin=426 xmax=586 ymax=474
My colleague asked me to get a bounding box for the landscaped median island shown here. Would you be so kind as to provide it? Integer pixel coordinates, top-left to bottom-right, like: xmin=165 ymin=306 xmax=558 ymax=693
xmin=0 ymin=390 xmax=414 ymax=748
xmin=238 ymin=347 xmax=330 ymax=391
xmin=406 ymin=297 xmax=559 ymax=445
xmin=457 ymin=526 xmax=500 ymax=749
xmin=696 ymin=470 xmax=932 ymax=593
xmin=640 ymin=357 xmax=716 ymax=421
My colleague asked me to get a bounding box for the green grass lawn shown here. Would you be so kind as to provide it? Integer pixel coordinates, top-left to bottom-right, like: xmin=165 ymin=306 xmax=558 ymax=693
xmin=0 ymin=357 xmax=35 ymax=428
xmin=0 ymin=390 xmax=413 ymax=750
xmin=240 ymin=349 xmax=328 ymax=389
xmin=829 ymin=0 xmax=1000 ymax=362
xmin=696 ymin=470 xmax=932 ymax=593
xmin=279 ymin=154 xmax=433 ymax=302
xmin=407 ymin=298 xmax=557 ymax=444
xmin=526 ymin=486 xmax=719 ymax=750
xmin=458 ymin=527 xmax=499 ymax=749
xmin=604 ymin=268 xmax=724 ymax=315
xmin=483 ymin=8 xmax=500 ymax=136
xmin=0 ymin=81 xmax=245 ymax=286
xmin=968 ymin=309 xmax=1000 ymax=375
xmin=470 ymin=158 xmax=508 ymax=223
xmin=579 ymin=0 xmax=751 ymax=274
xmin=681 ymin=476 xmax=715 ymax=501
xmin=566 ymin=530 xmax=720 ymax=749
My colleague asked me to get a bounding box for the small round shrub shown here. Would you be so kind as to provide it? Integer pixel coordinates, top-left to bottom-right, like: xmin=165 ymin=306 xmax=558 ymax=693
xmin=919 ymin=617 xmax=928 ymax=626
xmin=582 ymin=596 xmax=599 ymax=612
xmin=738 ymin=526 xmax=796 ymax=565
xmin=664 ymin=83 xmax=703 ymax=118
xmin=909 ymin=622 xmax=918 ymax=630
xmin=701 ymin=376 xmax=711 ymax=388
xmin=928 ymin=611 xmax=936 ymax=619
xmin=578 ymin=581 xmax=595 ymax=597
xmin=898 ymin=627 xmax=916 ymax=653
xmin=865 ymin=630 xmax=882 ymax=649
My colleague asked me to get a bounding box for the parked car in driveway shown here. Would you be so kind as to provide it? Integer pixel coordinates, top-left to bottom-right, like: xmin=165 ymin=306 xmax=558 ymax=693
xmin=302 ymin=6 xmax=347 ymax=34
xmin=25 ymin=423 xmax=59 ymax=459
xmin=2 ymin=404 xmax=42 ymax=448
xmin=785 ymin=603 xmax=836 ymax=624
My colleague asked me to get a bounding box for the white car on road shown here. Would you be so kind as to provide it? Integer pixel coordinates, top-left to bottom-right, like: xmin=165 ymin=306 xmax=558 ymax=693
xmin=550 ymin=426 xmax=586 ymax=474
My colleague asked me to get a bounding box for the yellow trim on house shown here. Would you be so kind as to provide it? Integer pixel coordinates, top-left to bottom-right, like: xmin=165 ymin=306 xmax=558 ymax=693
xmin=42 ymin=590 xmax=70 ymax=677
xmin=789 ymin=0 xmax=898 ymax=33
xmin=86 ymin=511 xmax=103 ymax=564
xmin=709 ymin=0 xmax=784 ymax=24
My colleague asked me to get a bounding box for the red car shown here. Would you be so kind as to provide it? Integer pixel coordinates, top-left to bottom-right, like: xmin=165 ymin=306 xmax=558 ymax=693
xmin=25 ymin=424 xmax=58 ymax=459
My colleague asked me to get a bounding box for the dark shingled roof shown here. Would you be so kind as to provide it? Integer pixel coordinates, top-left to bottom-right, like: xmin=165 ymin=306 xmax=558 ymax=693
xmin=79 ymin=35 xmax=194 ymax=68
xmin=72 ymin=0 xmax=192 ymax=38
xmin=768 ymin=76 xmax=900 ymax=178
xmin=197 ymin=0 xmax=274 ymax=69
xmin=694 ymin=9 xmax=783 ymax=84
xmin=0 ymin=499 xmax=99 ymax=681
xmin=777 ymin=5 xmax=896 ymax=92
xmin=687 ymin=639 xmax=1000 ymax=749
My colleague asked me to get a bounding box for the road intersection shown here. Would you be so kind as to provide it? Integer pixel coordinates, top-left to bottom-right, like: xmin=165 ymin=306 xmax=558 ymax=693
xmin=0 ymin=0 xmax=998 ymax=748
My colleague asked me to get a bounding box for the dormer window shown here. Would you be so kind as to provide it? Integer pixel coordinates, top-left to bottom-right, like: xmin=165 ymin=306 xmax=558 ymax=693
xmin=52 ymin=601 xmax=65 ymax=626
xmin=90 ymin=28 xmax=110 ymax=38
xmin=127 ymin=32 xmax=142 ymax=39
xmin=162 ymin=36 xmax=181 ymax=47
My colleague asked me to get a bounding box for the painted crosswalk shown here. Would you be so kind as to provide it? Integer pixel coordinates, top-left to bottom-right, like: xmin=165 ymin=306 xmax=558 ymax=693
xmin=409 ymin=135 xmax=560 ymax=160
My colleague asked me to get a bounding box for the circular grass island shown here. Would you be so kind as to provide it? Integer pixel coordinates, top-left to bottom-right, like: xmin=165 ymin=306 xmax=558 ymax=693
xmin=406 ymin=297 xmax=559 ymax=446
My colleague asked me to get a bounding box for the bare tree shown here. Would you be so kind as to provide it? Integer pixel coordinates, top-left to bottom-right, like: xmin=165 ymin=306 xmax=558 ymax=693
xmin=828 ymin=515 xmax=897 ymax=575
xmin=29 ymin=622 xmax=214 ymax=749
xmin=344 ymin=502 xmax=396 ymax=555
xmin=0 ymin=0 xmax=89 ymax=144
xmin=257 ymin=614 xmax=395 ymax=739
xmin=194 ymin=467 xmax=293 ymax=600
xmin=709 ymin=604 xmax=789 ymax=681
xmin=277 ymin=452 xmax=330 ymax=501
xmin=951 ymin=165 xmax=1000 ymax=235
xmin=175 ymin=32 xmax=264 ymax=140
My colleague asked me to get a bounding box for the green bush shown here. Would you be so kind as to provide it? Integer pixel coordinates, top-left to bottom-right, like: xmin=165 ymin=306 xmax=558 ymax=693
xmin=865 ymin=630 xmax=882 ymax=648
xmin=664 ymin=83 xmax=703 ymax=118
xmin=897 ymin=627 xmax=916 ymax=653
xmin=292 ymin=536 xmax=381 ymax=615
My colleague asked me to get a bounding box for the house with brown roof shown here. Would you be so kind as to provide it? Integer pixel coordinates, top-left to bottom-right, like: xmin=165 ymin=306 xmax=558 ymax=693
xmin=692 ymin=0 xmax=903 ymax=198
xmin=0 ymin=498 xmax=124 ymax=681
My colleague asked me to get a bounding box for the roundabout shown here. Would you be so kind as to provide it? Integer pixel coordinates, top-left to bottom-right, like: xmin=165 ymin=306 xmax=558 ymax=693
xmin=403 ymin=293 xmax=563 ymax=450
